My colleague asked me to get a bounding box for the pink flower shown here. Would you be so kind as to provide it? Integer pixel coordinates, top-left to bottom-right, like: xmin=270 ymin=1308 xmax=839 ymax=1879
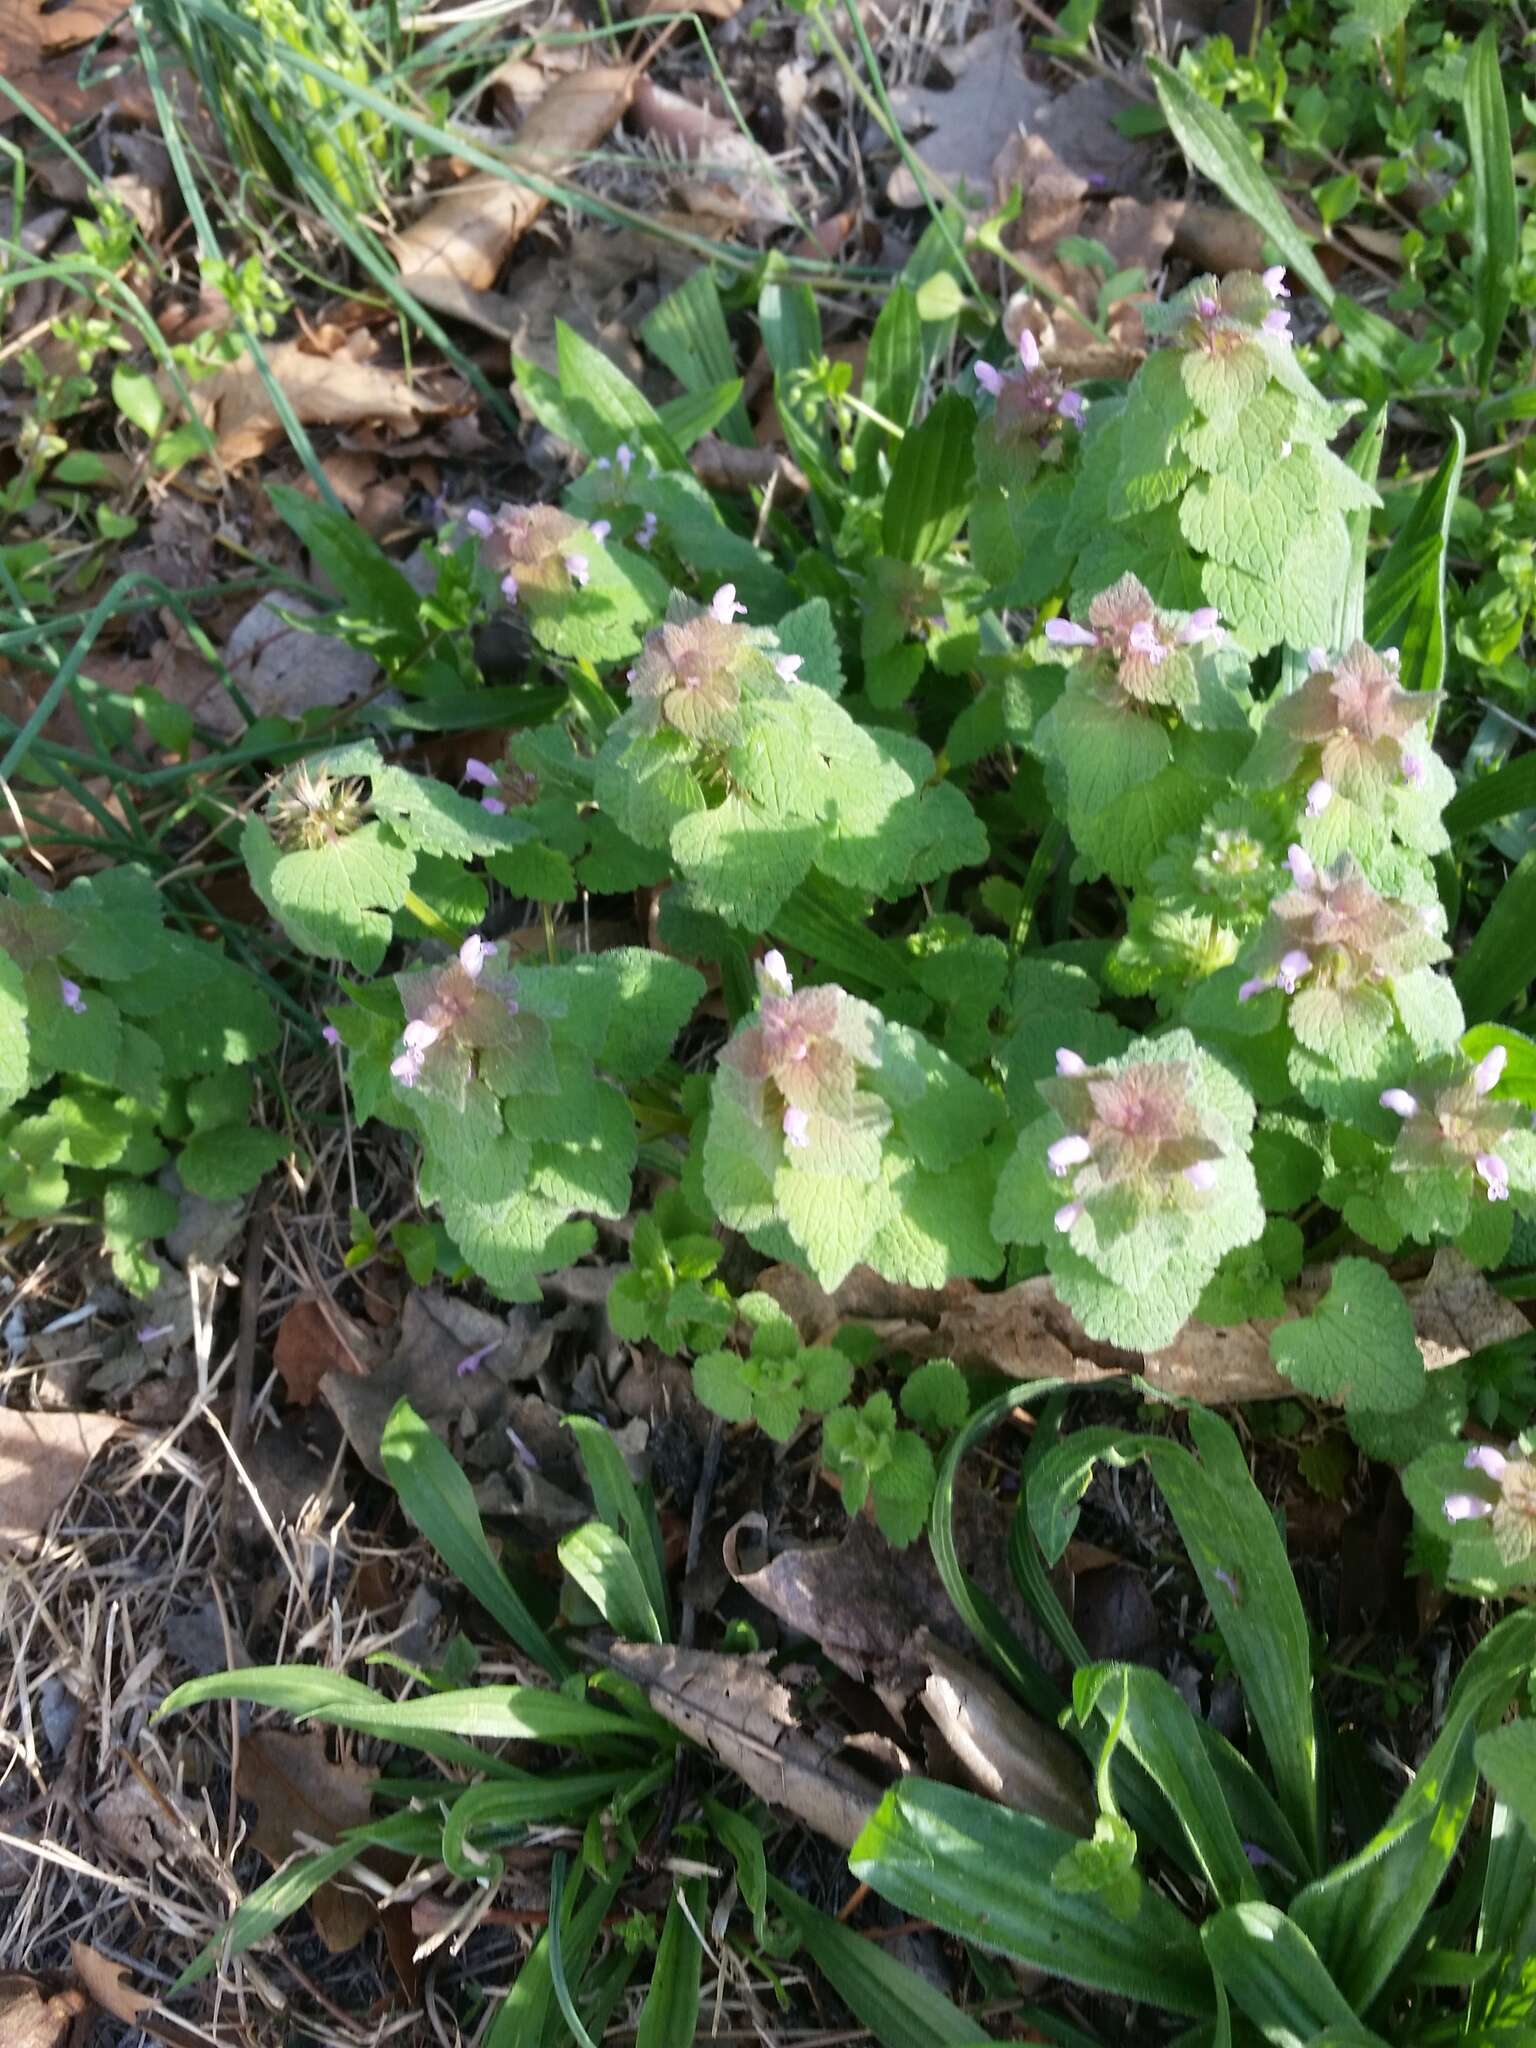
xmin=322 ymin=1024 xmax=341 ymax=1048
xmin=459 ymin=934 xmax=496 ymax=979
xmin=1017 ymin=330 xmax=1041 ymax=372
xmin=711 ymin=583 xmax=747 ymax=623
xmin=501 ymin=573 xmax=520 ymax=604
xmin=1045 ymin=618 xmax=1098 ymax=648
xmin=761 ymin=949 xmax=792 ymax=995
xmin=1056 ymin=389 xmax=1087 ymax=427
xmin=1305 ymin=778 xmax=1333 ymax=817
xmin=1401 ymin=753 xmax=1426 ymax=788
xmin=1285 ymin=845 xmax=1316 ymax=888
xmin=1444 ymin=1493 xmax=1493 ymax=1523
xmin=1476 ymin=1151 xmax=1510 ymax=1201
xmin=1127 ymin=619 xmax=1168 ymax=665
xmin=1055 ymin=1049 xmax=1087 ymax=1076
xmin=782 ymin=1105 xmax=811 ymax=1149
xmin=615 ymin=443 xmax=635 ymax=477
xmin=1047 ymin=1133 xmax=1092 ymax=1175
xmin=1262 ymin=265 xmax=1290 ymax=300
xmin=464 ymin=758 xmax=498 ymax=788
xmin=1472 ymin=1046 xmax=1507 ymax=1096
xmin=1466 ymin=1444 xmax=1509 ymax=1482
xmin=1180 ymin=606 xmax=1221 ymax=645
xmin=1262 ymin=308 xmax=1292 ymax=340
xmin=1276 ymin=948 xmax=1311 ymax=993
xmin=455 ymin=1338 xmax=502 ymax=1378
xmin=1196 ymin=294 xmax=1219 ymax=318
xmin=1053 ymin=1201 xmax=1082 ymax=1232
xmin=1238 ymin=975 xmax=1273 ymax=1005
xmin=563 ymin=552 xmax=590 ymax=587
xmin=58 ymin=976 xmax=86 ymax=1015
xmin=775 ymin=654 xmax=803 ymax=682
xmin=590 ymin=520 xmax=611 ymax=543
xmin=974 ymin=361 xmax=1004 ymax=396
xmin=1184 ymin=1160 xmax=1218 ymax=1192
xmin=465 ymin=508 xmax=495 ymax=537
xmin=635 ymin=511 xmax=658 ymax=549
xmin=1380 ymin=1088 xmax=1419 ymax=1119
xmin=1306 ymin=647 xmax=1329 ymax=672
xmin=480 ymin=797 xmax=507 ymax=815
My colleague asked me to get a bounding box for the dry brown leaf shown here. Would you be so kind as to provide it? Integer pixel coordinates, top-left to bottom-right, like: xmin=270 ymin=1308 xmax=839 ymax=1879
xmin=68 ymin=1946 xmax=209 ymax=2048
xmin=236 ymin=1730 xmax=376 ymax=1953
xmin=273 ymin=1295 xmax=377 ymax=1408
xmin=0 ymin=1971 xmax=87 ymax=2048
xmin=760 ymin=1250 xmax=1525 ymax=1407
xmin=605 ymin=1642 xmax=891 ymax=1847
xmin=888 ymin=23 xmax=1051 ymax=209
xmin=690 ymin=435 xmax=808 ymax=500
xmin=392 ymin=66 xmax=638 ymax=302
xmin=0 ymin=1410 xmax=122 ymax=1551
xmin=629 ymin=78 xmax=791 ymax=227
xmin=917 ymin=1630 xmax=1091 ymax=1834
xmin=215 ymin=594 xmax=379 ymax=737
xmin=176 ymin=341 xmax=448 ymax=467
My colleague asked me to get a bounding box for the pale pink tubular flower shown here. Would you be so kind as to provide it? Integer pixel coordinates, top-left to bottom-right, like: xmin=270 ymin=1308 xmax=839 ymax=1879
xmin=1056 ymin=389 xmax=1087 ymax=427
xmin=1262 ymin=265 xmax=1290 ymax=300
xmin=782 ymin=1105 xmax=811 ymax=1149
xmin=775 ymin=654 xmax=803 ymax=681
xmin=711 ymin=583 xmax=747 ymax=623
xmin=1054 ymin=1201 xmax=1083 ymax=1232
xmin=1180 ymin=606 xmax=1221 ymax=644
xmin=459 ymin=934 xmax=496 ymax=979
xmin=1184 ymin=1161 xmax=1218 ymax=1193
xmin=501 ymin=573 xmax=520 ymax=604
xmin=1444 ymin=1492 xmax=1493 ymax=1523
xmin=1285 ymin=845 xmax=1316 ymax=888
xmin=463 ymin=758 xmax=498 ymax=788
xmin=465 ymin=508 xmax=495 ymax=537
xmin=760 ymin=948 xmax=792 ymax=995
xmin=1045 ymin=618 xmax=1098 ymax=648
xmin=1055 ymin=1048 xmax=1087 ymax=1076
xmin=635 ymin=511 xmax=658 ymax=549
xmin=1306 ymin=647 xmax=1329 ymax=672
xmin=1128 ymin=619 xmax=1168 ymax=665
xmin=1047 ymin=1133 xmax=1092 ymax=1175
xmin=1476 ymin=1151 xmax=1510 ymax=1201
xmin=1466 ymin=1444 xmax=1509 ymax=1482
xmin=563 ymin=552 xmax=590 ymax=587
xmin=589 ymin=520 xmax=611 ymax=543
xmin=1238 ymin=974 xmax=1273 ymax=1004
xmin=1380 ymin=1088 xmax=1419 ymax=1119
xmin=974 ymin=360 xmax=1004 ymax=397
xmin=322 ymin=1024 xmax=341 ymax=1048
xmin=58 ymin=976 xmax=86 ymax=1015
xmin=1472 ymin=1046 xmax=1507 ymax=1096
xmin=1276 ymin=948 xmax=1311 ymax=993
xmin=1305 ymin=778 xmax=1333 ymax=817
xmin=1017 ymin=330 xmax=1042 ymax=371
xmin=1262 ymin=307 xmax=1292 ymax=340
xmin=455 ymin=1338 xmax=500 ymax=1378
xmin=1401 ymin=753 xmax=1427 ymax=788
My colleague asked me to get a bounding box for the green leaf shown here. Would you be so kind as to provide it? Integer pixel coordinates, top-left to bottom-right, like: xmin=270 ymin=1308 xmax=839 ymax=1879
xmin=705 ymin=1799 xmax=769 ymax=1943
xmin=1363 ymin=423 xmax=1465 ymax=698
xmin=1270 ymin=1258 xmax=1423 ymax=1413
xmin=1202 ymin=1905 xmax=1382 ymax=2048
xmin=556 ymin=320 xmax=683 ymax=469
xmin=658 ymin=377 xmax=748 ymax=450
xmin=112 ymin=364 xmax=166 ymax=439
xmin=564 ymin=1412 xmax=669 ymax=1640
xmin=850 ymin=1779 xmax=1213 ymax=2016
xmin=1455 ymin=852 xmax=1536 ymax=1024
xmin=558 ymin=1522 xmax=664 ymax=1643
xmin=899 ymin=1360 xmax=971 ymax=1432
xmin=854 ymin=284 xmax=922 ymax=491
xmin=636 ymin=1880 xmax=705 ymax=2048
xmin=379 ymin=1400 xmax=570 ymax=1677
xmin=178 ymin=1125 xmax=288 ymax=1199
xmin=269 ymin=484 xmax=424 ymax=660
xmin=1444 ymin=750 xmax=1536 ymax=840
xmin=243 ymin=817 xmax=413 ymax=975
xmin=642 ymin=268 xmax=750 ymax=445
xmin=768 ymin=1878 xmax=991 ymax=2044
xmin=0 ymin=951 xmax=29 ymax=1109
xmin=1465 ymin=27 xmax=1519 ymax=390
xmin=1477 ymin=1721 xmax=1536 ymax=1839
xmin=881 ymin=390 xmax=976 ymax=564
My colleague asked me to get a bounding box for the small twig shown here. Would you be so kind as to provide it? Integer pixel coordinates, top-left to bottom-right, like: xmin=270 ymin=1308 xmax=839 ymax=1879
xmin=679 ymin=1417 xmax=725 ymax=1652
xmin=218 ymin=1183 xmax=273 ymax=1567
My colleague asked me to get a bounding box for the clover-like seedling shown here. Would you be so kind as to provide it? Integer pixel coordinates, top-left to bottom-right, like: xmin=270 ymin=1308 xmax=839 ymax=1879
xmin=609 ymin=1197 xmax=734 ymax=1356
xmin=692 ymin=1292 xmax=852 ymax=1442
xmin=992 ymin=1028 xmax=1264 ymax=1350
xmin=898 ymin=1359 xmax=971 ymax=1433
xmin=820 ymin=1390 xmax=937 ymax=1548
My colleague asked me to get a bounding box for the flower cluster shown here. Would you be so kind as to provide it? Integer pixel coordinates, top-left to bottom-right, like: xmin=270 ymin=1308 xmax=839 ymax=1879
xmin=1041 ymin=1051 xmax=1225 ymax=1236
xmin=1444 ymin=1443 xmax=1536 ymax=1565
xmin=1236 ymin=850 xmax=1448 ymax=1024
xmin=389 ymin=933 xmax=549 ymax=1108
xmin=624 ymin=585 xmax=771 ymax=745
xmin=1380 ymin=1046 xmax=1519 ymax=1205
xmin=973 ymin=328 xmax=1087 ymax=437
xmin=461 ymin=755 xmax=540 ymax=817
xmin=720 ymin=951 xmax=887 ymax=1160
xmin=465 ymin=502 xmax=608 ymax=606
xmin=589 ymin=443 xmax=657 ymax=549
xmin=1044 ymin=573 xmax=1221 ymax=712
xmin=1156 ymin=266 xmax=1293 ymax=352
xmin=1248 ymin=642 xmax=1443 ymax=829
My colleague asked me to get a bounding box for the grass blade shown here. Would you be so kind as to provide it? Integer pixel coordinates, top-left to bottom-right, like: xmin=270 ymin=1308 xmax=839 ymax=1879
xmin=1454 ymin=852 xmax=1536 ymax=1024
xmin=564 ymin=1413 xmax=670 ymax=1638
xmin=1465 ymin=26 xmax=1519 ymax=392
xmin=1201 ymin=1904 xmax=1385 ymax=2046
xmin=1444 ymin=751 xmax=1536 ymax=840
xmin=635 ymin=1878 xmax=706 ymax=2048
xmin=769 ymin=1879 xmax=992 ymax=2045
xmin=1363 ymin=423 xmax=1465 ymax=699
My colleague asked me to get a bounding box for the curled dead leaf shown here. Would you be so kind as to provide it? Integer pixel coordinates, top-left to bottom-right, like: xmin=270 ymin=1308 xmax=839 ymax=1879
xmin=916 ymin=1629 xmax=1091 ymax=1835
xmin=0 ymin=1970 xmax=87 ymax=2048
xmin=758 ymin=1250 xmax=1524 ymax=1406
xmin=173 ymin=341 xmax=453 ymax=467
xmin=603 ymin=1641 xmax=892 ymax=1847
xmin=392 ymin=66 xmax=638 ymax=303
xmin=273 ymin=1295 xmax=378 ymax=1408
xmin=68 ymin=1946 xmax=208 ymax=2048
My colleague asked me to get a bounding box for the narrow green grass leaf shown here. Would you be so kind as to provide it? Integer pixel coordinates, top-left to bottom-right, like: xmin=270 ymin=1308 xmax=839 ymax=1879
xmin=1465 ymin=26 xmax=1519 ymax=391
xmin=1202 ymin=1905 xmax=1385 ymax=2048
xmin=636 ymin=1878 xmax=705 ymax=2048
xmin=1363 ymin=422 xmax=1465 ymax=699
xmin=556 ymin=320 xmax=684 ymax=468
xmin=558 ymin=1522 xmax=664 ymax=1643
xmin=704 ymin=1798 xmax=768 ymax=1942
xmin=882 ymin=390 xmax=976 ymax=564
xmin=565 ymin=1413 xmax=670 ymax=1637
xmin=1455 ymin=851 xmax=1536 ymax=1023
xmin=658 ymin=378 xmax=747 ymax=450
xmin=379 ymin=1400 xmax=570 ymax=1677
xmin=1444 ymin=751 xmax=1536 ymax=839
xmin=1335 ymin=405 xmax=1385 ymax=648
xmin=769 ymin=1879 xmax=992 ymax=2044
